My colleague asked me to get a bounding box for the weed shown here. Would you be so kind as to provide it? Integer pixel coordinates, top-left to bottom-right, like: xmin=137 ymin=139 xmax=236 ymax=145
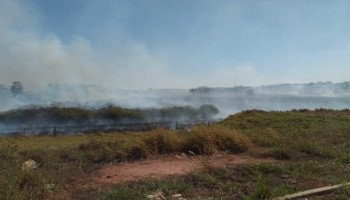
xmin=247 ymin=180 xmax=272 ymax=200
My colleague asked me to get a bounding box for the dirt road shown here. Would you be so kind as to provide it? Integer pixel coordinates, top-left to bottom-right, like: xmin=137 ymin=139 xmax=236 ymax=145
xmin=95 ymin=154 xmax=273 ymax=184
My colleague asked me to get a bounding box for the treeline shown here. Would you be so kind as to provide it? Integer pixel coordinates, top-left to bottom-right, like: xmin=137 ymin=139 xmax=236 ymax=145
xmin=0 ymin=104 xmax=219 ymax=127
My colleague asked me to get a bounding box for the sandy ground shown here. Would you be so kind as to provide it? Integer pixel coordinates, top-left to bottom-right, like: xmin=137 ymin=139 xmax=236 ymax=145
xmin=95 ymin=154 xmax=273 ymax=184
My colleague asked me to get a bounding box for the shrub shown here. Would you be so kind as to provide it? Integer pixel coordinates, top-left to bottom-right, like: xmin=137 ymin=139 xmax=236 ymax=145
xmin=96 ymin=106 xmax=144 ymax=123
xmin=183 ymin=125 xmax=252 ymax=155
xmin=182 ymin=126 xmax=216 ymax=155
xmin=143 ymin=130 xmax=182 ymax=154
xmin=127 ymin=142 xmax=150 ymax=161
xmin=212 ymin=126 xmax=252 ymax=153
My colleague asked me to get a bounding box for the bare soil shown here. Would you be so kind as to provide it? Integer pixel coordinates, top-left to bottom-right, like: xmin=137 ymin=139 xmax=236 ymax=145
xmin=95 ymin=154 xmax=274 ymax=184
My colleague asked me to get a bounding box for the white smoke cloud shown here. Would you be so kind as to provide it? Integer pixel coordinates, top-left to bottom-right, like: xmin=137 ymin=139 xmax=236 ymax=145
xmin=0 ymin=0 xmax=98 ymax=89
xmin=0 ymin=0 xmax=177 ymax=91
xmin=3 ymin=0 xmax=347 ymax=93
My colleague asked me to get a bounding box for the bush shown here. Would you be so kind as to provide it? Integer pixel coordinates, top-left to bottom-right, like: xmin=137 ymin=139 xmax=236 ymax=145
xmin=143 ymin=130 xmax=183 ymax=154
xmin=213 ymin=126 xmax=252 ymax=153
xmin=127 ymin=142 xmax=150 ymax=161
xmin=183 ymin=126 xmax=216 ymax=155
xmin=183 ymin=125 xmax=252 ymax=155
xmin=97 ymin=106 xmax=144 ymax=123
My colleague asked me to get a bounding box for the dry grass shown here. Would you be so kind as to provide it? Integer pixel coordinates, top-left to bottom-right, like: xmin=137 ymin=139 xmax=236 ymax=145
xmin=0 ymin=125 xmax=251 ymax=199
xmin=2 ymin=109 xmax=350 ymax=199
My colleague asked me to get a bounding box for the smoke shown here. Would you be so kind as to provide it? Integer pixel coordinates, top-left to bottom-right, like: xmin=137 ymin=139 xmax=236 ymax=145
xmin=0 ymin=1 xmax=92 ymax=89
xmin=3 ymin=0 xmax=349 ymax=92
xmin=1 ymin=0 xmax=350 ymax=118
xmin=0 ymin=0 xmax=265 ymax=99
xmin=0 ymin=0 xmax=174 ymax=91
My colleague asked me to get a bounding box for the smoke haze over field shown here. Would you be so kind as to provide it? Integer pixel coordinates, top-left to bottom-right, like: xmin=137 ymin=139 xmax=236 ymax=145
xmin=0 ymin=0 xmax=174 ymax=90
xmin=1 ymin=0 xmax=350 ymax=124
xmin=1 ymin=0 xmax=350 ymax=91
xmin=1 ymin=82 xmax=350 ymax=119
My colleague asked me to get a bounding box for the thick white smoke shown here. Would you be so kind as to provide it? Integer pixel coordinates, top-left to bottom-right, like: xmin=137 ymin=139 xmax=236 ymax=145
xmin=0 ymin=0 xmax=176 ymax=91
xmin=1 ymin=0 xmax=350 ymax=115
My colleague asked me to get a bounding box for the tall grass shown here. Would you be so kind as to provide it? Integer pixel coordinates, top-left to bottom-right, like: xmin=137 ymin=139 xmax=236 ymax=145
xmin=0 ymin=125 xmax=251 ymax=199
xmin=182 ymin=125 xmax=252 ymax=155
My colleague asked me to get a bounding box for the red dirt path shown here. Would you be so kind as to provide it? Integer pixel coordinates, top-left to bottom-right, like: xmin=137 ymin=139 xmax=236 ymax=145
xmin=95 ymin=154 xmax=273 ymax=184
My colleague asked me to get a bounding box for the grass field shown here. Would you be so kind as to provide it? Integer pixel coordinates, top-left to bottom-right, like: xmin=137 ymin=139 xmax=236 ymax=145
xmin=1 ymin=109 xmax=350 ymax=199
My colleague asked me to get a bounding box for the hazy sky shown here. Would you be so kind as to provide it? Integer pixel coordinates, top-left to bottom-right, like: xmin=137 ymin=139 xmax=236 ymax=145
xmin=1 ymin=0 xmax=350 ymax=90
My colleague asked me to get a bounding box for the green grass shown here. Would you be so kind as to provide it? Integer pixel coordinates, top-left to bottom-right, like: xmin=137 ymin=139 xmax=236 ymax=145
xmin=221 ymin=109 xmax=350 ymax=161
xmin=2 ymin=109 xmax=350 ymax=199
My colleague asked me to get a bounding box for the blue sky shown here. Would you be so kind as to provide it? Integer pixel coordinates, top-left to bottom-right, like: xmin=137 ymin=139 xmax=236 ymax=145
xmin=1 ymin=0 xmax=350 ymax=89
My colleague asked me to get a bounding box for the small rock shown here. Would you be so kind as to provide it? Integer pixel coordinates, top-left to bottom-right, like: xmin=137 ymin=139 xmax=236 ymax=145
xmin=146 ymin=195 xmax=156 ymax=199
xmin=188 ymin=150 xmax=196 ymax=156
xmin=147 ymin=190 xmax=165 ymax=199
xmin=155 ymin=190 xmax=165 ymax=200
xmin=181 ymin=153 xmax=186 ymax=157
xmin=21 ymin=159 xmax=38 ymax=171
xmin=172 ymin=193 xmax=182 ymax=197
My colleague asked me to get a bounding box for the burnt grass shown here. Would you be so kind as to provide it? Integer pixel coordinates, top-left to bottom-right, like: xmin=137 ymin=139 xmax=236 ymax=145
xmin=1 ymin=109 xmax=350 ymax=199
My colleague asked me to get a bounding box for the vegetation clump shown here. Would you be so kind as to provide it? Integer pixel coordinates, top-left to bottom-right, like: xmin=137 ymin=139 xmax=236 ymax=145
xmin=0 ymin=104 xmax=220 ymax=128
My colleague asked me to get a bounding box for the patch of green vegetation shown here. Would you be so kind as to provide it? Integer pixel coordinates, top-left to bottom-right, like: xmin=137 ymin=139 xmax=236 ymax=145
xmin=96 ymin=106 xmax=145 ymax=123
xmin=221 ymin=109 xmax=350 ymax=161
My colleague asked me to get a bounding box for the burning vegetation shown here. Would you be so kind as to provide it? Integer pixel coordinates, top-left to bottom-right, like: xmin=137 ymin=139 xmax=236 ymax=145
xmin=0 ymin=104 xmax=219 ymax=135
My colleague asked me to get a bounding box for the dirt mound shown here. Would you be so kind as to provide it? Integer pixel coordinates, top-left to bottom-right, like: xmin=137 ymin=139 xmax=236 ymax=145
xmin=95 ymin=154 xmax=272 ymax=184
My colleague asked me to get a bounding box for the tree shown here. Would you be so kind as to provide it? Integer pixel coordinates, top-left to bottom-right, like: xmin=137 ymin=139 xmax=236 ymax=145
xmin=11 ymin=81 xmax=23 ymax=96
xmin=189 ymin=88 xmax=197 ymax=96
xmin=190 ymin=86 xmax=211 ymax=96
